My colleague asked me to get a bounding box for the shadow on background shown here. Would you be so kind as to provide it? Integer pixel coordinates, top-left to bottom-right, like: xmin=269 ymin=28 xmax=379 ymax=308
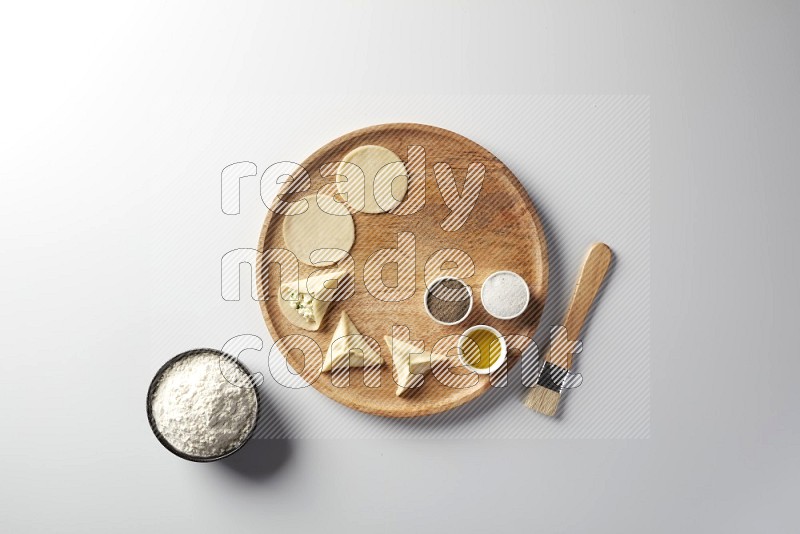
xmin=218 ymin=386 xmax=292 ymax=481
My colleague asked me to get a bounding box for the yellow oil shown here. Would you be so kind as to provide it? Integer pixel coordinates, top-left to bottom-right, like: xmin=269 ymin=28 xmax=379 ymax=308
xmin=461 ymin=328 xmax=502 ymax=369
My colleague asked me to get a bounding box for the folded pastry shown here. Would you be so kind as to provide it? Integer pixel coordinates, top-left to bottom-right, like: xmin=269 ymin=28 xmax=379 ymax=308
xmin=278 ymin=269 xmax=348 ymax=331
xmin=384 ymin=336 xmax=449 ymax=397
xmin=321 ymin=312 xmax=383 ymax=372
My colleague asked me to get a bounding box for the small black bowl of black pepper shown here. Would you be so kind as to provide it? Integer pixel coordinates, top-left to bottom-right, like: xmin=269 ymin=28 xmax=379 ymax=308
xmin=424 ymin=276 xmax=473 ymax=325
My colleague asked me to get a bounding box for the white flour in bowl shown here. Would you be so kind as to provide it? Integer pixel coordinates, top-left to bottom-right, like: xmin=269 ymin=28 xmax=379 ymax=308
xmin=150 ymin=352 xmax=257 ymax=458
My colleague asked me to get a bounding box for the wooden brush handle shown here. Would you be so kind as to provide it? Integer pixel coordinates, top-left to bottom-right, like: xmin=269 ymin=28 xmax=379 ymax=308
xmin=546 ymin=243 xmax=612 ymax=370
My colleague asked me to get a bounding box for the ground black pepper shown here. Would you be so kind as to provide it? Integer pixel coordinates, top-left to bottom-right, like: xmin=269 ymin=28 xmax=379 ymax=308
xmin=426 ymin=278 xmax=470 ymax=323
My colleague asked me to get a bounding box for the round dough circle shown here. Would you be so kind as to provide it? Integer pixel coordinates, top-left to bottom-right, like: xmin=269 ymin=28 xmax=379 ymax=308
xmin=282 ymin=194 xmax=355 ymax=266
xmin=337 ymin=145 xmax=408 ymax=214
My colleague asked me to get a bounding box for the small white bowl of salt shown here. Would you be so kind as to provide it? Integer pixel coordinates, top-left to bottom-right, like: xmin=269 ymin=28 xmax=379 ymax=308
xmin=480 ymin=271 xmax=530 ymax=320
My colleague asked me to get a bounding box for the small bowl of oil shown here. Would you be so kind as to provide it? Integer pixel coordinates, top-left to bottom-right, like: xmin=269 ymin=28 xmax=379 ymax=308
xmin=457 ymin=324 xmax=507 ymax=375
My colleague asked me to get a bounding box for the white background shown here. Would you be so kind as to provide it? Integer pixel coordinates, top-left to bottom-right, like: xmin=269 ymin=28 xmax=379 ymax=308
xmin=1 ymin=1 xmax=798 ymax=532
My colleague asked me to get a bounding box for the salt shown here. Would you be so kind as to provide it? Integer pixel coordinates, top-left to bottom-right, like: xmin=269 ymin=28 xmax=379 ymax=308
xmin=150 ymin=352 xmax=257 ymax=458
xmin=481 ymin=271 xmax=530 ymax=319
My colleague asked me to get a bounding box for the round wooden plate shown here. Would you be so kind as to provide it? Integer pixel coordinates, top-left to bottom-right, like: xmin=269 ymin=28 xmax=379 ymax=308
xmin=257 ymin=123 xmax=548 ymax=417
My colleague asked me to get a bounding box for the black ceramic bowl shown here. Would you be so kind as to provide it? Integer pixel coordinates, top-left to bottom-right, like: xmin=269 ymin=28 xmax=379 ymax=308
xmin=146 ymin=348 xmax=260 ymax=462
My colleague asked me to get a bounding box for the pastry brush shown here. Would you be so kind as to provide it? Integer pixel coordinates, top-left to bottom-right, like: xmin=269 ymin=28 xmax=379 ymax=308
xmin=525 ymin=242 xmax=612 ymax=416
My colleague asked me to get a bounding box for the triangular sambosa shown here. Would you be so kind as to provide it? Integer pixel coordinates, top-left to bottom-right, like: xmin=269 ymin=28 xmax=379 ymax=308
xmin=384 ymin=336 xmax=449 ymax=397
xmin=322 ymin=312 xmax=383 ymax=372
xmin=278 ymin=269 xmax=348 ymax=331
